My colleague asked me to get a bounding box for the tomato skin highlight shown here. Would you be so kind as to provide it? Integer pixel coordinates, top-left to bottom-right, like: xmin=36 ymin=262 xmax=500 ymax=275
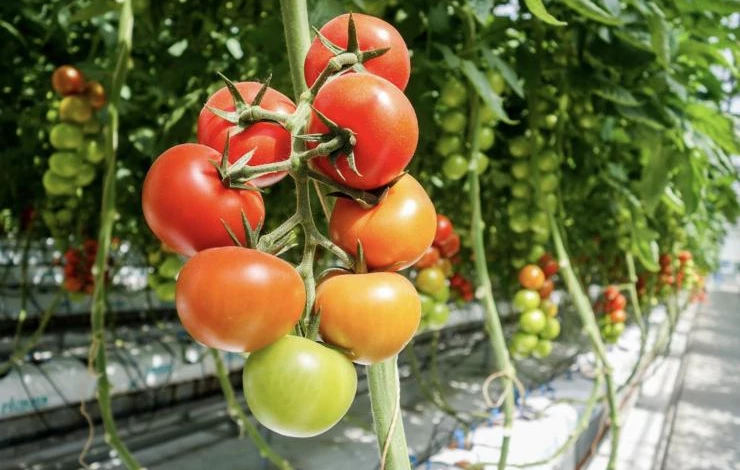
xmin=304 ymin=13 xmax=410 ymax=91
xmin=329 ymin=174 xmax=436 ymax=271
xmin=52 ymin=65 xmax=86 ymax=96
xmin=175 ymin=247 xmax=305 ymax=353
xmin=142 ymin=143 xmax=265 ymax=256
xmin=316 ymin=272 xmax=421 ymax=365
xmin=310 ymin=74 xmax=418 ymax=190
xmin=243 ymin=336 xmax=357 ymax=438
xmin=197 ymin=82 xmax=296 ymax=187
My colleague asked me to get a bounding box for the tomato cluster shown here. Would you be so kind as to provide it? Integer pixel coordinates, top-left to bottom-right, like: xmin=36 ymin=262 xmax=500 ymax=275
xmin=437 ymin=74 xmax=501 ymax=181
xmin=42 ymin=65 xmax=106 ymax=239
xmin=411 ymin=215 xmax=472 ymax=330
xmin=596 ymin=286 xmax=628 ymax=344
xmin=141 ymin=12 xmax=430 ymax=439
xmin=510 ymin=259 xmax=560 ymax=359
xmin=60 ymin=239 xmax=100 ymax=297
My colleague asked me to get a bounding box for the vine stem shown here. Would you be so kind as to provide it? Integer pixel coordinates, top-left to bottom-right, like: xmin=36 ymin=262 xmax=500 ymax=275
xmin=618 ymin=252 xmax=648 ymax=391
xmin=80 ymin=1 xmax=140 ymax=469
xmin=459 ymin=8 xmax=516 ymax=469
xmin=367 ymin=358 xmax=410 ymax=470
xmin=550 ymin=216 xmax=619 ymax=470
xmin=210 ymin=350 xmax=293 ymax=470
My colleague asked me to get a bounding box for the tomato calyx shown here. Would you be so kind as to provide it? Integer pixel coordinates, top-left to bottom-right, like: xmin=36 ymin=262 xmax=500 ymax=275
xmin=307 ymin=168 xmax=394 ymax=209
xmin=308 ymin=13 xmax=391 ymax=93
xmin=301 ymin=106 xmax=359 ymax=176
xmin=205 ymin=73 xmax=291 ymax=130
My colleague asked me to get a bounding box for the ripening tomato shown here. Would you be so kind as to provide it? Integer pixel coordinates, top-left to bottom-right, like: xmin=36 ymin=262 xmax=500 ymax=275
xmin=316 ymin=272 xmax=421 ymax=364
xmin=606 ymin=293 xmax=627 ymax=312
xmin=538 ymin=278 xmax=554 ymax=299
xmin=541 ymin=259 xmax=559 ymax=278
xmin=436 ymin=257 xmax=453 ymax=277
xmin=52 ymin=65 xmax=85 ymax=96
xmin=433 ymin=215 xmax=454 ymax=246
xmin=413 ymin=246 xmax=440 ymax=270
xmin=142 ymin=143 xmax=265 ymax=256
xmin=610 ymin=309 xmax=627 ymax=323
xmin=415 ymin=266 xmax=446 ymax=296
xmin=85 ymin=80 xmax=106 ymax=109
xmin=604 ymin=285 xmax=619 ymax=301
xmin=310 ymin=74 xmax=418 ymax=190
xmin=304 ymin=13 xmax=410 ymax=91
xmin=198 ymin=82 xmax=296 ymax=187
xmin=243 ymin=336 xmax=357 ymax=438
xmin=540 ymin=299 xmax=558 ymax=318
xmin=438 ymin=232 xmax=461 ymax=258
xmin=329 ymin=174 xmax=435 ymax=271
xmin=659 ymin=253 xmax=672 ymax=266
xmin=175 ymin=247 xmax=305 ymax=352
xmin=678 ymin=250 xmax=692 ymax=263
xmin=60 ymin=96 xmax=93 ymax=124
xmin=518 ymin=264 xmax=545 ymax=290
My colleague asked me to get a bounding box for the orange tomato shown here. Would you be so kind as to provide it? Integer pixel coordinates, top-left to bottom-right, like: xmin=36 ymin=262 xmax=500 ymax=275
xmin=315 ymin=272 xmax=420 ymax=364
xmin=518 ymin=264 xmax=545 ymax=290
xmin=329 ymin=174 xmax=436 ymax=271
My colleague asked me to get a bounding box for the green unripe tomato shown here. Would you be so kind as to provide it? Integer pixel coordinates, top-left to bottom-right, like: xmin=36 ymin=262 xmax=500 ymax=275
xmin=513 ymin=289 xmax=541 ymax=312
xmin=536 ymin=193 xmax=558 ymax=212
xmin=541 ymin=114 xmax=558 ymax=129
xmin=511 ymin=258 xmax=527 ymax=269
xmin=428 ymin=302 xmax=450 ymax=328
xmin=509 ymin=213 xmax=529 ymax=234
xmin=431 ymin=283 xmax=451 ymax=303
xmin=50 ymin=123 xmax=84 ymax=150
xmin=443 ymin=154 xmax=468 ymax=181
xmin=479 ymin=105 xmax=497 ymax=125
xmin=43 ymin=171 xmax=76 ymax=196
xmin=474 ymin=152 xmax=489 ymax=174
xmin=539 ymin=173 xmax=559 ymax=193
xmin=511 ymin=331 xmax=539 ymax=356
xmin=509 ymin=136 xmax=531 ymax=158
xmin=536 ymin=150 xmax=559 ymax=172
xmin=75 ymin=163 xmax=96 ymax=187
xmin=49 ymin=152 xmax=82 ymax=178
xmin=532 ymin=230 xmax=550 ymax=245
xmin=508 ymin=200 xmax=529 ymax=217
xmin=440 ymin=110 xmax=467 ymax=133
xmin=612 ymin=322 xmax=625 ymax=336
xmin=529 ymin=211 xmax=549 ymax=236
xmin=511 ymin=181 xmax=531 ymax=199
xmin=439 ymin=79 xmax=467 ymax=108
xmin=158 ymin=255 xmax=184 ymax=278
xmin=55 ymin=208 xmax=73 ymax=225
xmin=520 ymin=309 xmax=547 ymax=334
xmin=243 ymin=336 xmax=357 ymax=438
xmin=85 ymin=140 xmax=105 ymax=164
xmin=479 ymin=127 xmax=495 ymax=151
xmin=155 ymin=281 xmax=177 ymax=302
xmin=532 ymin=339 xmax=553 ymax=358
xmin=528 ymin=245 xmax=546 ymax=263
xmin=419 ymin=293 xmax=435 ymax=317
xmin=511 ymin=161 xmax=530 ymax=180
xmin=486 ymin=70 xmax=506 ymax=95
xmin=540 ymin=318 xmax=561 ymax=340
xmin=416 ymin=267 xmax=447 ymax=296
xmin=436 ymin=134 xmax=463 ymax=156
xmin=82 ymin=116 xmax=102 ymax=135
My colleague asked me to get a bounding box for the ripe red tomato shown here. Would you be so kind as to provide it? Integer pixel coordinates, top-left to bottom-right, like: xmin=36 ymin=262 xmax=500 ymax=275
xmin=315 ymin=272 xmax=420 ymax=364
xmin=309 ymin=74 xmax=418 ymax=190
xmin=413 ymin=246 xmax=440 ymax=270
xmin=175 ymin=247 xmax=305 ymax=352
xmin=604 ymin=285 xmax=619 ymax=301
xmin=610 ymin=309 xmax=627 ymax=323
xmin=678 ymin=250 xmax=692 ymax=263
xmin=659 ymin=253 xmax=672 ymax=266
xmin=197 ymin=82 xmax=296 ymax=187
xmin=329 ymin=174 xmax=436 ymax=271
xmin=538 ymin=278 xmax=554 ymax=299
xmin=606 ymin=293 xmax=627 ymax=312
xmin=243 ymin=335 xmax=357 ymax=437
xmin=541 ymin=259 xmax=559 ymax=278
xmin=433 ymin=215 xmax=454 ymax=246
xmin=142 ymin=143 xmax=265 ymax=256
xmin=438 ymin=232 xmax=461 ymax=258
xmin=52 ymin=65 xmax=85 ymax=96
xmin=518 ymin=264 xmax=545 ymax=290
xmin=304 ymin=13 xmax=410 ymax=91
xmin=85 ymin=81 xmax=106 ymax=109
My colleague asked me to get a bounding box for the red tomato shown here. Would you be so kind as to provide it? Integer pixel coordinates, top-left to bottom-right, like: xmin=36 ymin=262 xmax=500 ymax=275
xmin=175 ymin=247 xmax=305 ymax=352
xmin=438 ymin=232 xmax=461 ymax=258
xmin=433 ymin=215 xmax=454 ymax=246
xmin=85 ymin=80 xmax=106 ymax=109
xmin=142 ymin=143 xmax=265 ymax=256
xmin=538 ymin=278 xmax=554 ymax=299
xmin=606 ymin=293 xmax=627 ymax=312
xmin=329 ymin=174 xmax=436 ymax=271
xmin=604 ymin=285 xmax=619 ymax=301
xmin=316 ymin=272 xmax=420 ymax=364
xmin=52 ymin=65 xmax=85 ymax=96
xmin=413 ymin=246 xmax=440 ymax=270
xmin=304 ymin=13 xmax=410 ymax=91
xmin=197 ymin=82 xmax=296 ymax=187
xmin=610 ymin=309 xmax=627 ymax=323
xmin=659 ymin=253 xmax=672 ymax=266
xmin=678 ymin=250 xmax=692 ymax=263
xmin=541 ymin=259 xmax=559 ymax=278
xmin=518 ymin=264 xmax=545 ymax=290
xmin=450 ymin=273 xmax=465 ymax=288
xmin=309 ymin=74 xmax=418 ymax=190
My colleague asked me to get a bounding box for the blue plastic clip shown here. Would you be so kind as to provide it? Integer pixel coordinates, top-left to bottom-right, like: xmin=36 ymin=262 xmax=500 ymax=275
xmin=487 ymin=407 xmax=500 ymax=426
xmin=453 ymin=428 xmax=466 ymax=449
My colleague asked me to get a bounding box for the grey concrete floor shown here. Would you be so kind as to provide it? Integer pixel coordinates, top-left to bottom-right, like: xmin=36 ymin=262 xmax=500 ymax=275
xmin=662 ymin=291 xmax=740 ymax=470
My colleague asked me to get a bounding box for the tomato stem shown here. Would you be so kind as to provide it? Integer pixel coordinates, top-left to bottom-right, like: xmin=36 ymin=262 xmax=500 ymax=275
xmin=81 ymin=1 xmax=141 ymax=469
xmin=210 ymin=350 xmax=294 ymax=470
xmin=367 ymin=358 xmax=411 ymax=470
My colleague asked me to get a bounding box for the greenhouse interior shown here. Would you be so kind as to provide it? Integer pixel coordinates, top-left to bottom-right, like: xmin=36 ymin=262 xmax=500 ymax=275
xmin=1 ymin=1 xmax=739 ymax=469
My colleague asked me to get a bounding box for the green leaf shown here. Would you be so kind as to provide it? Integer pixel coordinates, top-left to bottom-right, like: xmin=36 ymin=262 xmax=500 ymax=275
xmin=167 ymin=39 xmax=189 ymax=57
xmin=686 ymin=103 xmax=740 ymax=156
xmin=460 ymin=60 xmax=516 ymax=124
xmin=0 ymin=20 xmax=26 ymax=46
xmin=592 ymin=83 xmax=641 ymax=106
xmin=68 ymin=0 xmax=121 ymax=23
xmin=645 ymin=3 xmax=670 ymax=67
xmin=427 ymin=3 xmax=451 ymax=33
xmin=638 ymin=138 xmax=673 ymax=215
xmin=616 ymin=105 xmax=665 ymax=130
xmin=676 ymin=0 xmax=740 ymax=14
xmin=468 ymin=0 xmax=495 ymax=25
xmin=632 ymin=235 xmax=660 ymax=273
xmin=437 ymin=45 xmax=461 ymax=68
xmin=678 ymin=39 xmax=737 ymax=74
xmin=561 ymin=0 xmax=624 ymax=25
xmin=661 ymin=186 xmax=685 ymax=215
xmin=523 ymin=0 xmax=567 ymax=26
xmin=482 ymin=49 xmax=524 ymax=98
